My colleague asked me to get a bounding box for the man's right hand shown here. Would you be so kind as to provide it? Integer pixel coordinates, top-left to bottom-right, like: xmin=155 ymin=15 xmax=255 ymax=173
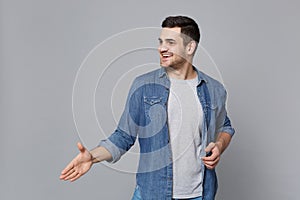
xmin=60 ymin=142 xmax=93 ymax=182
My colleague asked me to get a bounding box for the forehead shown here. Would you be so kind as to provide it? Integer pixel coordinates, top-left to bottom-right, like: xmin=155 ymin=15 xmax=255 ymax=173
xmin=159 ymin=27 xmax=182 ymax=39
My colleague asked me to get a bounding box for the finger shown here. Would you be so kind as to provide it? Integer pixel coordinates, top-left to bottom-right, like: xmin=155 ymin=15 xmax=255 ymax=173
xmin=70 ymin=172 xmax=82 ymax=182
xmin=60 ymin=168 xmax=75 ymax=179
xmin=202 ymin=151 xmax=219 ymax=161
xmin=202 ymin=153 xmax=219 ymax=165
xmin=203 ymin=156 xmax=220 ymax=166
xmin=61 ymin=162 xmax=74 ymax=175
xmin=203 ymin=160 xmax=219 ymax=169
xmin=60 ymin=167 xmax=75 ymax=180
xmin=205 ymin=142 xmax=215 ymax=153
xmin=64 ymin=170 xmax=79 ymax=181
xmin=203 ymin=157 xmax=220 ymax=168
xmin=77 ymin=142 xmax=85 ymax=153
xmin=202 ymin=151 xmax=217 ymax=161
xmin=202 ymin=156 xmax=213 ymax=161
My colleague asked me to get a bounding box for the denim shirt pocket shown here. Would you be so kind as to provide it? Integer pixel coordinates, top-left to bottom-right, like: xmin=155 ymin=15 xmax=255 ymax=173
xmin=143 ymin=96 xmax=162 ymax=120
xmin=144 ymin=96 xmax=162 ymax=105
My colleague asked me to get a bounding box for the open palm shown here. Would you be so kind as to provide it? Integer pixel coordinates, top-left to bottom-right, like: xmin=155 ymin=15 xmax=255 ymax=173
xmin=60 ymin=142 xmax=93 ymax=182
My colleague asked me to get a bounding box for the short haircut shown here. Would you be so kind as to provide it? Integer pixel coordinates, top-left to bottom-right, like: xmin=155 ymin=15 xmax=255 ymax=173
xmin=161 ymin=15 xmax=200 ymax=46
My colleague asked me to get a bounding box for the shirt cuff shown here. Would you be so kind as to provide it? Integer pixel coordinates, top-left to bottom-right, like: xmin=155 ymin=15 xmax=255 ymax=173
xmin=98 ymin=139 xmax=123 ymax=163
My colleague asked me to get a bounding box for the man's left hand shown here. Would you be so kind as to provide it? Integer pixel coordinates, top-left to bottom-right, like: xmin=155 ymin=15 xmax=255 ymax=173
xmin=202 ymin=142 xmax=222 ymax=169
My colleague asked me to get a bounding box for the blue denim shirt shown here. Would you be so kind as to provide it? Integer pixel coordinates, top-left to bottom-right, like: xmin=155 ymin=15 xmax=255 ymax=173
xmin=99 ymin=67 xmax=235 ymax=200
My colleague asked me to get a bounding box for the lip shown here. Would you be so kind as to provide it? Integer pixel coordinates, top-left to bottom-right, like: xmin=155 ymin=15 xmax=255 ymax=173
xmin=160 ymin=53 xmax=173 ymax=61
xmin=161 ymin=56 xmax=171 ymax=62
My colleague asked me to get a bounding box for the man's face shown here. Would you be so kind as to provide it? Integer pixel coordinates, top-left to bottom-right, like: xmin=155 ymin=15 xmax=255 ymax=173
xmin=158 ymin=27 xmax=188 ymax=68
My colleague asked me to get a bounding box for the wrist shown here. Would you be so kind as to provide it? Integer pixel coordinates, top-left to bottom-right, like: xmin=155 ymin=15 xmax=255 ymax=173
xmin=90 ymin=152 xmax=100 ymax=164
xmin=215 ymin=140 xmax=224 ymax=153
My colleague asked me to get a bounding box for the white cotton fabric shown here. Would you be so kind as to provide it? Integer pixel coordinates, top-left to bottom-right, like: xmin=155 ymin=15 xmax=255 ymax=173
xmin=167 ymin=76 xmax=204 ymax=199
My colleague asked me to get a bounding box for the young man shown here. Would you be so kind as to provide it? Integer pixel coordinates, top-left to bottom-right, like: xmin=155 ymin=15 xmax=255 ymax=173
xmin=60 ymin=16 xmax=235 ymax=200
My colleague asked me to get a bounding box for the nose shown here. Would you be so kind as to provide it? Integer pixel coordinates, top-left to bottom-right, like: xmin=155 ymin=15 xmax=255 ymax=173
xmin=158 ymin=43 xmax=168 ymax=52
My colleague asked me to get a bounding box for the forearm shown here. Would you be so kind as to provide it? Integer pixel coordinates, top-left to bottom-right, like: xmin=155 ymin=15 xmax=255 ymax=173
xmin=215 ymin=132 xmax=232 ymax=154
xmin=90 ymin=146 xmax=112 ymax=164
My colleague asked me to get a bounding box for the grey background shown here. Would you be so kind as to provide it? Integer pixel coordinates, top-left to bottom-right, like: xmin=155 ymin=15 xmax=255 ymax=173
xmin=1 ymin=0 xmax=299 ymax=199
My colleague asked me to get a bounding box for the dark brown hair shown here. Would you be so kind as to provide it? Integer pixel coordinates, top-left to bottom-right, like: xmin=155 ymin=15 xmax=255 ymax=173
xmin=162 ymin=16 xmax=200 ymax=46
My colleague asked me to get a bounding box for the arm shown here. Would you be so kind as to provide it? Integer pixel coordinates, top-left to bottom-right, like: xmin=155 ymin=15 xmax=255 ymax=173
xmin=60 ymin=142 xmax=112 ymax=182
xmin=202 ymin=85 xmax=235 ymax=169
xmin=60 ymin=79 xmax=140 ymax=181
xmin=97 ymin=78 xmax=141 ymax=163
xmin=90 ymin=145 xmax=112 ymax=163
xmin=202 ymin=114 xmax=234 ymax=169
xmin=215 ymin=131 xmax=232 ymax=154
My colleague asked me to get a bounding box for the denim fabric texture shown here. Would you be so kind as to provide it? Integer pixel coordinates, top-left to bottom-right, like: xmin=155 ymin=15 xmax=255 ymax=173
xmin=99 ymin=67 xmax=235 ymax=200
xmin=132 ymin=185 xmax=203 ymax=200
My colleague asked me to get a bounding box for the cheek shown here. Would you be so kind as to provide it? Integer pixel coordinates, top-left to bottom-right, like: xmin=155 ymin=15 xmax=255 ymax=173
xmin=179 ymin=48 xmax=188 ymax=58
xmin=173 ymin=51 xmax=185 ymax=60
xmin=171 ymin=46 xmax=184 ymax=55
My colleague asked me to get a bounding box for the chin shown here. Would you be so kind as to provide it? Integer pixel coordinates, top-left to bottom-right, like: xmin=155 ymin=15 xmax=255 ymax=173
xmin=160 ymin=62 xmax=171 ymax=67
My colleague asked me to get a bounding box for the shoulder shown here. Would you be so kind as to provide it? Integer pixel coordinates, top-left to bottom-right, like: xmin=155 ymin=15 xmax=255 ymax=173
xmin=128 ymin=68 xmax=162 ymax=93
xmin=198 ymin=70 xmax=226 ymax=90
xmin=196 ymin=69 xmax=227 ymax=100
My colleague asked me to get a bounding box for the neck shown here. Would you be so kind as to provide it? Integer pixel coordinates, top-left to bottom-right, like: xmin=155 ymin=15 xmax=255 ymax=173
xmin=166 ymin=62 xmax=197 ymax=80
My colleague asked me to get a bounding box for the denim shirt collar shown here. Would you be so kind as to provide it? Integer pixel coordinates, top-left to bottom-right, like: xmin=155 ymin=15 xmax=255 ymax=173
xmin=158 ymin=66 xmax=208 ymax=86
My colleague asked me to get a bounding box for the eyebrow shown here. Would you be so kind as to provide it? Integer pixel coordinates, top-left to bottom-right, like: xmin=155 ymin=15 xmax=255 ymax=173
xmin=158 ymin=38 xmax=176 ymax=42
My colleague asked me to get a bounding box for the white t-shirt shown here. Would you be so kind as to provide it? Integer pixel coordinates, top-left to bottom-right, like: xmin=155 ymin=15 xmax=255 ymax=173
xmin=168 ymin=76 xmax=204 ymax=199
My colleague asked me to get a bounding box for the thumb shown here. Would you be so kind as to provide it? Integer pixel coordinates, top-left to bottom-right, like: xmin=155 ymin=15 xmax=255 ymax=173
xmin=77 ymin=142 xmax=85 ymax=153
xmin=205 ymin=142 xmax=216 ymax=153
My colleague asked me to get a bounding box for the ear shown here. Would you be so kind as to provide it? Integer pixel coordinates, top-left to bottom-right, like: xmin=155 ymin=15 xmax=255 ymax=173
xmin=186 ymin=41 xmax=197 ymax=55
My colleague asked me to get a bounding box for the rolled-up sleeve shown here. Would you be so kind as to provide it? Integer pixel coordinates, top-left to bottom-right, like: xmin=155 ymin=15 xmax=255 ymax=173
xmin=215 ymin=89 xmax=235 ymax=137
xmin=220 ymin=115 xmax=235 ymax=136
xmin=98 ymin=128 xmax=136 ymax=163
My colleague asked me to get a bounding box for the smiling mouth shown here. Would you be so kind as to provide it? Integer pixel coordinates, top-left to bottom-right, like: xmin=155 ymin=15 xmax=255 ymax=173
xmin=161 ymin=53 xmax=173 ymax=59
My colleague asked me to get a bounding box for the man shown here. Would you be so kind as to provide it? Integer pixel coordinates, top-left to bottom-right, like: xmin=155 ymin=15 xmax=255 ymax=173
xmin=60 ymin=16 xmax=235 ymax=200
